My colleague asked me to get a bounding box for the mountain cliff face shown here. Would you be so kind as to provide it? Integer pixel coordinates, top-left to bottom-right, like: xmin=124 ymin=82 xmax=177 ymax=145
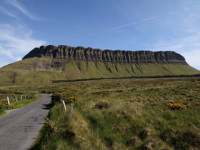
xmin=23 ymin=45 xmax=186 ymax=64
xmin=0 ymin=45 xmax=199 ymax=85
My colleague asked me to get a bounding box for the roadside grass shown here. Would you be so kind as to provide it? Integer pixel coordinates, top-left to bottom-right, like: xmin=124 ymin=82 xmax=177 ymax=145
xmin=0 ymin=108 xmax=6 ymax=116
xmin=31 ymin=78 xmax=200 ymax=150
xmin=0 ymin=88 xmax=41 ymax=116
xmin=7 ymin=94 xmax=41 ymax=110
xmin=31 ymin=103 xmax=107 ymax=150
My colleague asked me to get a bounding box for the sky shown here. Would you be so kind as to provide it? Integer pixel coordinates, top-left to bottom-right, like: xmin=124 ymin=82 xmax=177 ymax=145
xmin=0 ymin=0 xmax=200 ymax=70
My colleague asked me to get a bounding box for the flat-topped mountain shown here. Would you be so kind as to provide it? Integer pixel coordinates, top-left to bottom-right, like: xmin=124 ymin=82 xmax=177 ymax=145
xmin=0 ymin=45 xmax=199 ymax=85
xmin=23 ymin=45 xmax=186 ymax=64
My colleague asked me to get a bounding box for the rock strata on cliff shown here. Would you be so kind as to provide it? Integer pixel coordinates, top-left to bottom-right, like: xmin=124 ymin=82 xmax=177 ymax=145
xmin=23 ymin=45 xmax=186 ymax=65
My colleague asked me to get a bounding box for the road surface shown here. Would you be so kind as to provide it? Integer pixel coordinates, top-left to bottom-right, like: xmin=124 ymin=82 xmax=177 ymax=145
xmin=0 ymin=94 xmax=51 ymax=150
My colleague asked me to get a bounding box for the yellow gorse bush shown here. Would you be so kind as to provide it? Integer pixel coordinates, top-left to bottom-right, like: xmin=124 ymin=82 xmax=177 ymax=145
xmin=52 ymin=89 xmax=78 ymax=104
xmin=63 ymin=96 xmax=78 ymax=104
xmin=167 ymin=103 xmax=187 ymax=110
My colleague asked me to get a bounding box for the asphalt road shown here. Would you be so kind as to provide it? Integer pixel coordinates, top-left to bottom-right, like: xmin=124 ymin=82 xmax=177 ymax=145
xmin=0 ymin=94 xmax=51 ymax=150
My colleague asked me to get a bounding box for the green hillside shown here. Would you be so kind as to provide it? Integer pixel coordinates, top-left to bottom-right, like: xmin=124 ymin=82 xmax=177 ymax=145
xmin=0 ymin=57 xmax=199 ymax=85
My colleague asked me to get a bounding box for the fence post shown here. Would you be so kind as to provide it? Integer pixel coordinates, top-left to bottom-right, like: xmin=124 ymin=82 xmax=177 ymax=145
xmin=7 ymin=96 xmax=10 ymax=106
xmin=12 ymin=95 xmax=14 ymax=101
xmin=69 ymin=103 xmax=74 ymax=119
xmin=62 ymin=100 xmax=67 ymax=110
xmin=15 ymin=95 xmax=17 ymax=101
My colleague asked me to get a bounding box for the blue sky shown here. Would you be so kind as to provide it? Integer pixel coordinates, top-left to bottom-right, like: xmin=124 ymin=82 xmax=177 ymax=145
xmin=0 ymin=0 xmax=200 ymax=69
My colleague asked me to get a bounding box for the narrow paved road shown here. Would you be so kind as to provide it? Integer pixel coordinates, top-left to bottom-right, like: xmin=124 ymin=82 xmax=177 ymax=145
xmin=0 ymin=94 xmax=51 ymax=150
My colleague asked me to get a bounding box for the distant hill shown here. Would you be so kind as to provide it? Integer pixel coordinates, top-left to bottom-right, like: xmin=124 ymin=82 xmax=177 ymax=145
xmin=0 ymin=45 xmax=199 ymax=85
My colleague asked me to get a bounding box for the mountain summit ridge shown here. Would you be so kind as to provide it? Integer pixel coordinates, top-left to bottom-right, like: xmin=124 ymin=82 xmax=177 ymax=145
xmin=23 ymin=45 xmax=186 ymax=65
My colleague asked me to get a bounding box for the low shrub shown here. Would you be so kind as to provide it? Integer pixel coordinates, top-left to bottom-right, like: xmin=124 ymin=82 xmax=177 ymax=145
xmin=167 ymin=103 xmax=187 ymax=110
xmin=44 ymin=117 xmax=57 ymax=133
xmin=0 ymin=99 xmax=7 ymax=109
xmin=62 ymin=130 xmax=76 ymax=143
xmin=51 ymin=93 xmax=62 ymax=105
xmin=94 ymin=102 xmax=109 ymax=109
xmin=139 ymin=129 xmax=151 ymax=140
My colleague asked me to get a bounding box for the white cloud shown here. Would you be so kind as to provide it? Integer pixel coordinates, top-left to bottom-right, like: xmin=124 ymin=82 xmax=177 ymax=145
xmin=7 ymin=0 xmax=40 ymax=20
xmin=182 ymin=50 xmax=200 ymax=70
xmin=0 ymin=24 xmax=47 ymax=62
xmin=152 ymin=33 xmax=200 ymax=70
xmin=0 ymin=0 xmax=46 ymax=67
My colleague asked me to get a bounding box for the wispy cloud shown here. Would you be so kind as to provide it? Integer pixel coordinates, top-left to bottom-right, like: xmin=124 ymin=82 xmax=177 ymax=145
xmin=111 ymin=4 xmax=198 ymax=31
xmin=0 ymin=6 xmax=19 ymax=20
xmin=7 ymin=0 xmax=40 ymax=20
xmin=111 ymin=22 xmax=136 ymax=31
xmin=141 ymin=16 xmax=158 ymax=22
xmin=0 ymin=24 xmax=47 ymax=63
xmin=111 ymin=15 xmax=160 ymax=31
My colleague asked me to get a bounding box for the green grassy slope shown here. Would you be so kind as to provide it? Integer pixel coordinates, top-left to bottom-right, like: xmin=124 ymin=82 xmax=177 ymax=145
xmin=0 ymin=58 xmax=199 ymax=85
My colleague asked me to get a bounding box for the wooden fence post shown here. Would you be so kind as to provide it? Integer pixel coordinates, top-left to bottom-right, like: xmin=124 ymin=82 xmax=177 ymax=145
xmin=7 ymin=96 xmax=10 ymax=106
xmin=69 ymin=103 xmax=74 ymax=119
xmin=62 ymin=100 xmax=67 ymax=110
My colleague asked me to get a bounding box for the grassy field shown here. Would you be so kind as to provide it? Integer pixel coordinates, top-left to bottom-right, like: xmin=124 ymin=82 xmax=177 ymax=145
xmin=30 ymin=77 xmax=200 ymax=150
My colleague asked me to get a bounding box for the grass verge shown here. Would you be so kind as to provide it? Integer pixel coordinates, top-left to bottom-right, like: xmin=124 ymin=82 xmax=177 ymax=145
xmin=7 ymin=94 xmax=41 ymax=110
xmin=0 ymin=94 xmax=41 ymax=117
xmin=0 ymin=108 xmax=6 ymax=116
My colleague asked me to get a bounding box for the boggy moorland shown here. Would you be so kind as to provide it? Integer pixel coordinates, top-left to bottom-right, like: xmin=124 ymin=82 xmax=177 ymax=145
xmin=29 ymin=77 xmax=200 ymax=150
